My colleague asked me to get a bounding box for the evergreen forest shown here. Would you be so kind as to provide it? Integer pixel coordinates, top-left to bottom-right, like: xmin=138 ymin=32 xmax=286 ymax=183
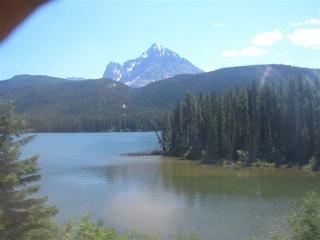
xmin=160 ymin=77 xmax=320 ymax=169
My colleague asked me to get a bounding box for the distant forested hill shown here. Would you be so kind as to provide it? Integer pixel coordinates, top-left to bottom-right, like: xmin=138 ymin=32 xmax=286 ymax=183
xmin=0 ymin=64 xmax=319 ymax=132
xmin=0 ymin=75 xmax=68 ymax=93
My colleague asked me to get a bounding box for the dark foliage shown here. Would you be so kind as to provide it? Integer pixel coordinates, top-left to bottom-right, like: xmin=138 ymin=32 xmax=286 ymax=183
xmin=0 ymin=101 xmax=57 ymax=240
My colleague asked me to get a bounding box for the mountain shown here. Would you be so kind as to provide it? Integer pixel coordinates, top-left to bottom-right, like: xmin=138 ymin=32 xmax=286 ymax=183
xmin=1 ymin=64 xmax=319 ymax=122
xmin=1 ymin=78 xmax=135 ymax=116
xmin=0 ymin=75 xmax=68 ymax=92
xmin=103 ymin=43 xmax=203 ymax=87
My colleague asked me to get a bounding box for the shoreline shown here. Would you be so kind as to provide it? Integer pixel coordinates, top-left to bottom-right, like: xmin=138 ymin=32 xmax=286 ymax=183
xmin=129 ymin=153 xmax=319 ymax=172
xmin=121 ymin=150 xmax=163 ymax=156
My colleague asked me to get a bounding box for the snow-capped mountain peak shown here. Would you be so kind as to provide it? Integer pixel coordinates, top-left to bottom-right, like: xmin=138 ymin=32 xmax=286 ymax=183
xmin=147 ymin=43 xmax=166 ymax=56
xmin=152 ymin=42 xmax=163 ymax=50
xmin=103 ymin=43 xmax=203 ymax=87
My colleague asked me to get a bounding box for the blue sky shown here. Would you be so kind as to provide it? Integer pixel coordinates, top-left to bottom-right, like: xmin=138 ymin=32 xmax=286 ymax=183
xmin=0 ymin=0 xmax=319 ymax=80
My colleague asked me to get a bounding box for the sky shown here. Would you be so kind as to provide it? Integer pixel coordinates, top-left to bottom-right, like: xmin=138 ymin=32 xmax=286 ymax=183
xmin=0 ymin=0 xmax=319 ymax=80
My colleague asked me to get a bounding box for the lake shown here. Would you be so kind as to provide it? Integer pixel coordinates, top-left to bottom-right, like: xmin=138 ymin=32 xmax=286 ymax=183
xmin=22 ymin=132 xmax=320 ymax=240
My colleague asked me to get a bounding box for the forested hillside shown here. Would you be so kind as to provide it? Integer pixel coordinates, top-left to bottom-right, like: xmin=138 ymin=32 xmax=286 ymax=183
xmin=0 ymin=64 xmax=319 ymax=132
xmin=0 ymin=75 xmax=68 ymax=94
xmin=160 ymin=77 xmax=320 ymax=169
xmin=135 ymin=64 xmax=320 ymax=108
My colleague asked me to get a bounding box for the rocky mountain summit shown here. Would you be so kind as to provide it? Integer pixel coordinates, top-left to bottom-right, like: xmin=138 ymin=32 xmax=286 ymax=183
xmin=103 ymin=43 xmax=203 ymax=87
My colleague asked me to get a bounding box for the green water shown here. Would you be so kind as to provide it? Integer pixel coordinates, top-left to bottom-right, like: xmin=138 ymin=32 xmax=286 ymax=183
xmin=22 ymin=132 xmax=320 ymax=240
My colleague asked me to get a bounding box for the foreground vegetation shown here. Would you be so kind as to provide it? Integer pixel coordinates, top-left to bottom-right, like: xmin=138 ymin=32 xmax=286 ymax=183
xmin=24 ymin=216 xmax=201 ymax=240
xmin=271 ymin=191 xmax=320 ymax=240
xmin=160 ymin=77 xmax=320 ymax=170
xmin=0 ymin=101 xmax=58 ymax=240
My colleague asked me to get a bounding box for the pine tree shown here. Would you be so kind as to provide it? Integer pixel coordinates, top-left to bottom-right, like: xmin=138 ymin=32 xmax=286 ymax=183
xmin=248 ymin=80 xmax=260 ymax=165
xmin=172 ymin=101 xmax=183 ymax=151
xmin=182 ymin=92 xmax=197 ymax=147
xmin=312 ymin=108 xmax=320 ymax=171
xmin=158 ymin=113 xmax=172 ymax=152
xmin=0 ymin=101 xmax=57 ymax=240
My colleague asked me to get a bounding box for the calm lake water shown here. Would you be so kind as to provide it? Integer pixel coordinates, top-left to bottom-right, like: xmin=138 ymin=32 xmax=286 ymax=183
xmin=22 ymin=132 xmax=320 ymax=240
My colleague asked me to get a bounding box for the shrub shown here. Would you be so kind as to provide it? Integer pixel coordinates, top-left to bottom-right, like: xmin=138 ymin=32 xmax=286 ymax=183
xmin=272 ymin=191 xmax=320 ymax=240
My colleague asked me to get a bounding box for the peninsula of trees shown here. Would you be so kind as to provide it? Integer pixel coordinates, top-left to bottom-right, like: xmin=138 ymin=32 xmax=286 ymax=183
xmin=160 ymin=77 xmax=320 ymax=170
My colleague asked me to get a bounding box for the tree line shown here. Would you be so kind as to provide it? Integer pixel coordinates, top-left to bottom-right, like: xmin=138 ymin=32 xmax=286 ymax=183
xmin=23 ymin=114 xmax=161 ymax=132
xmin=160 ymin=77 xmax=320 ymax=170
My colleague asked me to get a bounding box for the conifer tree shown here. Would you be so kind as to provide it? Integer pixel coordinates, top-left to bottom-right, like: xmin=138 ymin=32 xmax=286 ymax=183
xmin=313 ymin=108 xmax=320 ymax=171
xmin=248 ymin=80 xmax=260 ymax=164
xmin=0 ymin=101 xmax=57 ymax=240
xmin=158 ymin=113 xmax=172 ymax=152
xmin=183 ymin=92 xmax=197 ymax=147
xmin=172 ymin=101 xmax=183 ymax=151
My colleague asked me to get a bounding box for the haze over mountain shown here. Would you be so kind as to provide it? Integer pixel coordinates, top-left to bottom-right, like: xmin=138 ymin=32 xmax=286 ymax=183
xmin=66 ymin=77 xmax=87 ymax=81
xmin=103 ymin=43 xmax=203 ymax=87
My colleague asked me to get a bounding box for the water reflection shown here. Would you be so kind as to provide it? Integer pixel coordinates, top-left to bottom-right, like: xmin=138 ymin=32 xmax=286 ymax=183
xmin=158 ymin=158 xmax=320 ymax=200
xmin=79 ymin=164 xmax=129 ymax=183
xmin=74 ymin=155 xmax=320 ymax=239
xmin=79 ymin=155 xmax=320 ymax=201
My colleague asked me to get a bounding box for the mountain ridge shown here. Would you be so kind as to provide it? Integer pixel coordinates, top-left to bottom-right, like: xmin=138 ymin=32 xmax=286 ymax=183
xmin=103 ymin=43 xmax=203 ymax=87
xmin=1 ymin=64 xmax=319 ymax=117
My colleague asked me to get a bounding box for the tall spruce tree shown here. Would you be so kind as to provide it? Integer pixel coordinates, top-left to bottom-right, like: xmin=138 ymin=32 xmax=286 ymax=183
xmin=313 ymin=108 xmax=320 ymax=171
xmin=0 ymin=101 xmax=57 ymax=240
